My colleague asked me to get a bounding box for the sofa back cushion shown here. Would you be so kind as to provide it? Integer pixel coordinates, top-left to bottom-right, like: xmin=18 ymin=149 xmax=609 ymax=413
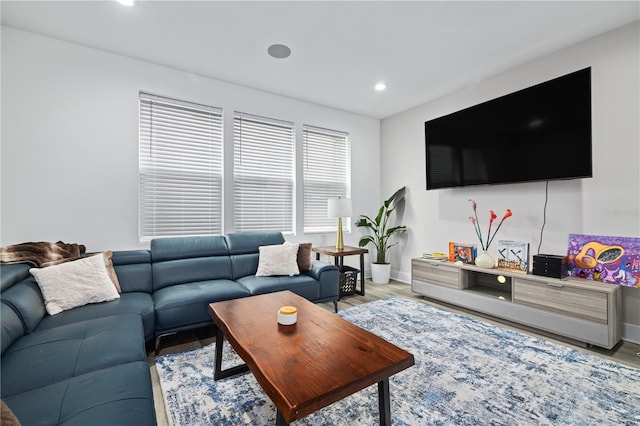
xmin=0 ymin=277 xmax=46 ymax=335
xmin=111 ymin=250 xmax=153 ymax=293
xmin=225 ymin=232 xmax=285 ymax=279
xmin=1 ymin=301 xmax=25 ymax=355
xmin=0 ymin=264 xmax=31 ymax=292
xmin=151 ymin=236 xmax=232 ymax=291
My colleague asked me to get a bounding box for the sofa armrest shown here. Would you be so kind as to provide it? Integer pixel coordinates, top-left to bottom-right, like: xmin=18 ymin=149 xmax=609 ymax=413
xmin=305 ymin=260 xmax=340 ymax=301
xmin=305 ymin=260 xmax=337 ymax=279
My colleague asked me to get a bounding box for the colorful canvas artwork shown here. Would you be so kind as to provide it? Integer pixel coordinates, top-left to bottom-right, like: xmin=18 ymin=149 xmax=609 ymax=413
xmin=567 ymin=234 xmax=640 ymax=288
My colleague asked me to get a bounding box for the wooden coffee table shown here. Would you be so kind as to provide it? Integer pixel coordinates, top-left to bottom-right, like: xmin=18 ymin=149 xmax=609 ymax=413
xmin=208 ymin=291 xmax=414 ymax=425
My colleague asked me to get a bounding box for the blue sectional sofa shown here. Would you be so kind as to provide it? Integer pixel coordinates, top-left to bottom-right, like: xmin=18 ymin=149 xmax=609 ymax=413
xmin=0 ymin=232 xmax=340 ymax=425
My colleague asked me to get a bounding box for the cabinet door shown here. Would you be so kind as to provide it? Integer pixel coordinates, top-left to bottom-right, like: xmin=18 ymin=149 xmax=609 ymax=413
xmin=411 ymin=260 xmax=459 ymax=289
xmin=513 ymin=278 xmax=608 ymax=323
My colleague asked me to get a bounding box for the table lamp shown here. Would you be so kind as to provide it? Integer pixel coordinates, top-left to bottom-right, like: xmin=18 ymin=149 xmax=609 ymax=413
xmin=327 ymin=197 xmax=352 ymax=251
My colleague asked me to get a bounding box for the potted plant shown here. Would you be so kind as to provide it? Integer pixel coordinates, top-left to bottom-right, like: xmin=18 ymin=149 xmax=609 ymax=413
xmin=356 ymin=186 xmax=407 ymax=284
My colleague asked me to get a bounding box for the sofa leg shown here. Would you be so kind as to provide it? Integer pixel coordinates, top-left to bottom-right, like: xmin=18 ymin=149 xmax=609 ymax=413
xmin=154 ymin=332 xmax=177 ymax=356
xmin=333 ymin=300 xmax=338 ymax=313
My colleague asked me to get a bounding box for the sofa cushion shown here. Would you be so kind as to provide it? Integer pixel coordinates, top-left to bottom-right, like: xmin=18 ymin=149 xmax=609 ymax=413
xmin=225 ymin=232 xmax=286 ymax=279
xmin=39 ymin=251 xmax=121 ymax=293
xmin=151 ymin=235 xmax=232 ymax=291
xmin=237 ymin=274 xmax=320 ymax=301
xmin=111 ymin=250 xmax=153 ymax=293
xmin=256 ymin=243 xmax=300 ymax=277
xmin=225 ymin=232 xmax=285 ymax=255
xmin=1 ymin=302 xmax=24 ymax=355
xmin=2 ymin=361 xmax=155 ymax=426
xmin=153 ymin=280 xmax=250 ymax=335
xmin=152 ymin=257 xmax=233 ymax=291
xmin=229 ymin=253 xmax=260 ymax=280
xmin=30 ymin=254 xmax=120 ymax=315
xmin=0 ymin=263 xmax=31 ymax=292
xmin=297 ymin=243 xmax=313 ymax=272
xmin=1 ymin=314 xmax=145 ymax=397
xmin=0 ymin=277 xmax=46 ymax=334
xmin=35 ymin=292 xmax=155 ymax=340
xmin=151 ymin=235 xmax=229 ymax=262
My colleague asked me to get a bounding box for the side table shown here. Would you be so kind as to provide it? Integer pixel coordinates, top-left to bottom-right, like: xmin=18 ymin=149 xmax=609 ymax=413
xmin=312 ymin=246 xmax=368 ymax=296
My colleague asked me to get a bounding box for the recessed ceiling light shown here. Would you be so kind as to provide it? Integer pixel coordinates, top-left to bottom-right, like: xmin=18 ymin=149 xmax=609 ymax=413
xmin=116 ymin=0 xmax=135 ymax=6
xmin=268 ymin=44 xmax=291 ymax=59
xmin=374 ymin=82 xmax=387 ymax=91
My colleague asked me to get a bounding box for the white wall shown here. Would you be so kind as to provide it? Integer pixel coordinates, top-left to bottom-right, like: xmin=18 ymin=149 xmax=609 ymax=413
xmin=381 ymin=22 xmax=640 ymax=340
xmin=0 ymin=26 xmax=380 ymax=254
xmin=2 ymin=22 xmax=638 ymax=340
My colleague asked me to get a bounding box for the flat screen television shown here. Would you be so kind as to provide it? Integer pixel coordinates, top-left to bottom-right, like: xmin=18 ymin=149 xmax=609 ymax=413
xmin=425 ymin=67 xmax=592 ymax=190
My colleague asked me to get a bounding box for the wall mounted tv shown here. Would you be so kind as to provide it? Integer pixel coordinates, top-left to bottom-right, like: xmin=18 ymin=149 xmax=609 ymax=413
xmin=425 ymin=67 xmax=592 ymax=190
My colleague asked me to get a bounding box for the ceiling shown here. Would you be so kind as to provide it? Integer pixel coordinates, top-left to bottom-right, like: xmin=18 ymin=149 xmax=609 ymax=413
xmin=2 ymin=1 xmax=638 ymax=119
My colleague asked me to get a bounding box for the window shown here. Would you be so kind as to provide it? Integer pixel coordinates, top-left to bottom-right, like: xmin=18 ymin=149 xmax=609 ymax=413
xmin=139 ymin=92 xmax=223 ymax=240
xmin=303 ymin=125 xmax=351 ymax=233
xmin=233 ymin=112 xmax=295 ymax=233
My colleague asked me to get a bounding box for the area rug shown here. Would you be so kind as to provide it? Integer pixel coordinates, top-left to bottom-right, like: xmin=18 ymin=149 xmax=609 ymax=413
xmin=156 ymin=297 xmax=640 ymax=425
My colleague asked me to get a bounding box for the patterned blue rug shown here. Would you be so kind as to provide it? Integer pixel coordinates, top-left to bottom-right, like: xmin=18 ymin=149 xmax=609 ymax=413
xmin=156 ymin=297 xmax=640 ymax=425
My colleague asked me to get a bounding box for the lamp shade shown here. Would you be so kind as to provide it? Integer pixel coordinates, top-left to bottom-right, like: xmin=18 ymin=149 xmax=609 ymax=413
xmin=327 ymin=197 xmax=352 ymax=218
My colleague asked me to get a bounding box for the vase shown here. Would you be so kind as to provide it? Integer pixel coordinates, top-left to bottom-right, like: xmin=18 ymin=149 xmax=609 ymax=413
xmin=475 ymin=250 xmax=495 ymax=269
xmin=371 ymin=263 xmax=391 ymax=284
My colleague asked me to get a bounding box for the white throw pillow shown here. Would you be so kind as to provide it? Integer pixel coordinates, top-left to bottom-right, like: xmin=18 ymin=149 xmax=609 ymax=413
xmin=256 ymin=243 xmax=300 ymax=277
xmin=30 ymin=253 xmax=120 ymax=315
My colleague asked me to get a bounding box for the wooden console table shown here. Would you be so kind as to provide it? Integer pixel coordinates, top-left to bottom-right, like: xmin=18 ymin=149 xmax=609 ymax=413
xmin=313 ymin=246 xmax=368 ymax=296
xmin=411 ymin=257 xmax=622 ymax=349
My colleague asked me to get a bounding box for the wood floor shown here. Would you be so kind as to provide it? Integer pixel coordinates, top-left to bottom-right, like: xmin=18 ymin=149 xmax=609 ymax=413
xmin=149 ymin=279 xmax=640 ymax=425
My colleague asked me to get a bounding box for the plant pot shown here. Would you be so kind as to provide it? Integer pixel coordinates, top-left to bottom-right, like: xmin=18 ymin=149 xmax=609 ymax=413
xmin=475 ymin=251 xmax=496 ymax=269
xmin=371 ymin=263 xmax=391 ymax=284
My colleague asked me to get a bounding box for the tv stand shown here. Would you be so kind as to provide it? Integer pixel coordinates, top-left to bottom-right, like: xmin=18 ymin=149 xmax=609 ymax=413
xmin=411 ymin=258 xmax=622 ymax=349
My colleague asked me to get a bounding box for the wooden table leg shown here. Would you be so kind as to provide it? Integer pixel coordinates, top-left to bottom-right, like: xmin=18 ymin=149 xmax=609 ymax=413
xmin=359 ymin=253 xmax=366 ymax=296
xmin=275 ymin=410 xmax=289 ymax=426
xmin=378 ymin=378 xmax=391 ymax=426
xmin=213 ymin=326 xmax=249 ymax=380
xmin=214 ymin=326 xmax=224 ymax=379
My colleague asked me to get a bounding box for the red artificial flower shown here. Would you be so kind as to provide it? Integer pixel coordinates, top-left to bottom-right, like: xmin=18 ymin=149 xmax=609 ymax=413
xmin=468 ymin=200 xmax=513 ymax=251
xmin=489 ymin=210 xmax=497 ymax=225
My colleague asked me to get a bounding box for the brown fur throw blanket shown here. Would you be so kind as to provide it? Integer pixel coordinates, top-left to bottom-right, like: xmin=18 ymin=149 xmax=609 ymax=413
xmin=0 ymin=241 xmax=87 ymax=268
xmin=1 ymin=400 xmax=20 ymax=426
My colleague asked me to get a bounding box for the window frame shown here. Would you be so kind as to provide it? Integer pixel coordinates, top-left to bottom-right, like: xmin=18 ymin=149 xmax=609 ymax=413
xmin=232 ymin=111 xmax=296 ymax=234
xmin=302 ymin=124 xmax=351 ymax=234
xmin=138 ymin=92 xmax=224 ymax=241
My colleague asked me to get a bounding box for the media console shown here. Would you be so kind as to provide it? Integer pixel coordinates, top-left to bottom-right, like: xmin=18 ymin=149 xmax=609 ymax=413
xmin=411 ymin=258 xmax=622 ymax=349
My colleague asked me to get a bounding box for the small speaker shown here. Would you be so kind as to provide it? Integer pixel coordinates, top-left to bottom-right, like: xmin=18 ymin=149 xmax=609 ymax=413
xmin=532 ymin=254 xmax=568 ymax=279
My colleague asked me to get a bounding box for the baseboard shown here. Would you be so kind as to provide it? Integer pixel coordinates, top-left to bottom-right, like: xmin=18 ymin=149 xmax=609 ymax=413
xmin=622 ymin=322 xmax=640 ymax=344
xmin=363 ymin=270 xmax=410 ymax=284
xmin=391 ymin=269 xmax=411 ymax=284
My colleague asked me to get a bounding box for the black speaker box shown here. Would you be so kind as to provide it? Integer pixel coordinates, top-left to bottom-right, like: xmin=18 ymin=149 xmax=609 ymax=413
xmin=532 ymin=254 xmax=568 ymax=279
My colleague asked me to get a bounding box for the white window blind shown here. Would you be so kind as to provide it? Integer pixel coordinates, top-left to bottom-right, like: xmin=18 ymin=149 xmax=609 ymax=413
xmin=233 ymin=112 xmax=295 ymax=233
xmin=139 ymin=92 xmax=223 ymax=240
xmin=303 ymin=125 xmax=351 ymax=233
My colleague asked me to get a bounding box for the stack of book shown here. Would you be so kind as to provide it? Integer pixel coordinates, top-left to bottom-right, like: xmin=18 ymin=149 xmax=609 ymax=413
xmin=422 ymin=252 xmax=448 ymax=262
